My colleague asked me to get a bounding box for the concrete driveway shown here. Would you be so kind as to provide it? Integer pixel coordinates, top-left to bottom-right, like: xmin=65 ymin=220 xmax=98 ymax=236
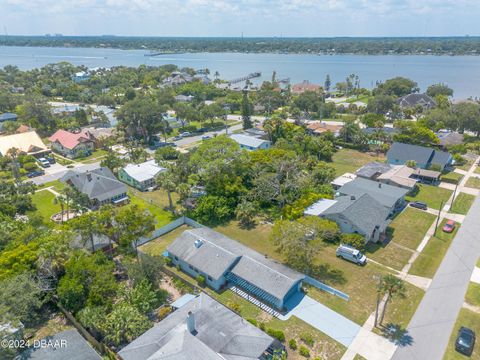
xmin=281 ymin=293 xmax=361 ymax=347
xmin=29 ymin=162 xmax=101 ymax=185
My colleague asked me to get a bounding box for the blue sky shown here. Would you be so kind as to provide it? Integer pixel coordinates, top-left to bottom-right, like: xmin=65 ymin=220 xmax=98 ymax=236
xmin=0 ymin=0 xmax=479 ymax=37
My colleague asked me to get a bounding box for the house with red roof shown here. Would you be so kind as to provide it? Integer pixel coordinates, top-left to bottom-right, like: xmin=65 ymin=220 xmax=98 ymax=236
xmin=291 ymin=80 xmax=322 ymax=95
xmin=49 ymin=129 xmax=96 ymax=158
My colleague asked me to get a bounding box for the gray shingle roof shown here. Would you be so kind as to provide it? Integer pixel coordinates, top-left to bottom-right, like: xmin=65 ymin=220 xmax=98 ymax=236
xmin=337 ymin=177 xmax=409 ymax=210
xmin=397 ymin=93 xmax=435 ymax=108
xmin=323 ymin=194 xmax=390 ymax=237
xmin=60 ymin=167 xmax=127 ymax=202
xmin=355 ymin=162 xmax=392 ymax=179
xmin=118 ymin=293 xmax=274 ymax=360
xmin=431 ymin=149 xmax=452 ymax=168
xmin=229 ymin=134 xmax=270 ymax=149
xmin=16 ymin=329 xmax=102 ymax=360
xmin=387 ymin=142 xmax=434 ymax=165
xmin=167 ymin=228 xmax=304 ymax=300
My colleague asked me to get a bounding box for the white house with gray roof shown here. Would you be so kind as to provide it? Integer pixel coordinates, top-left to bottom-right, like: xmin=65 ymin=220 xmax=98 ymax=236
xmin=229 ymin=134 xmax=271 ymax=151
xmin=119 ymin=293 xmax=279 ymax=360
xmin=167 ymin=228 xmax=304 ymax=310
xmin=118 ymin=160 xmax=166 ymax=191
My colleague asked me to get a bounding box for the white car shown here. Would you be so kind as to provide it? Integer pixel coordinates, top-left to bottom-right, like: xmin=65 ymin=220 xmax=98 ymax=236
xmin=38 ymin=157 xmax=51 ymax=168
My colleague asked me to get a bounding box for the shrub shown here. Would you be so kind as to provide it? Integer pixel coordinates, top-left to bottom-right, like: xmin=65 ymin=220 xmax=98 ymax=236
xmin=181 ymin=124 xmax=198 ymax=132
xmin=453 ymin=153 xmax=467 ymax=165
xmin=289 ymin=339 xmax=298 ymax=350
xmin=247 ymin=318 xmax=257 ymax=327
xmin=299 ymin=346 xmax=310 ymax=358
xmin=259 ymin=322 xmax=266 ymax=331
xmin=227 ymin=301 xmax=241 ymax=313
xmin=164 ymin=257 xmax=173 ymax=266
xmin=23 ymin=162 xmax=37 ymax=171
xmin=300 ymin=332 xmax=315 ymax=347
xmin=340 ymin=233 xmax=366 ymax=251
xmin=266 ymin=328 xmax=285 ymax=342
xmin=196 ymin=274 xmax=206 ymax=287
xmin=157 ymin=306 xmax=172 ymax=320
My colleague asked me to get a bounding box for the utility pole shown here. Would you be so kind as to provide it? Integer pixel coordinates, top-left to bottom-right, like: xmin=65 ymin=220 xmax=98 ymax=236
xmin=434 ymin=199 xmax=444 ymax=236
xmin=223 ymin=104 xmax=230 ymax=135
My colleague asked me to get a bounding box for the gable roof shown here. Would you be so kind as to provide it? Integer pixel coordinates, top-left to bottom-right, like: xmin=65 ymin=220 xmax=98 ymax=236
xmin=323 ymin=193 xmax=390 ymax=236
xmin=229 ymin=134 xmax=270 ymax=149
xmin=60 ymin=167 xmax=126 ymax=202
xmin=0 ymin=112 xmax=17 ymax=122
xmin=123 ymin=160 xmax=166 ymax=182
xmin=376 ymin=165 xmax=418 ymax=189
xmin=0 ymin=131 xmax=48 ymax=156
xmin=49 ymin=129 xmax=95 ymax=150
xmin=387 ymin=142 xmax=451 ymax=168
xmin=337 ymin=177 xmax=409 ymax=209
xmin=167 ymin=228 xmax=304 ymax=301
xmin=436 ymin=131 xmax=464 ymax=147
xmin=291 ymin=80 xmax=321 ymax=94
xmin=356 ymin=162 xmax=392 ymax=179
xmin=398 ymin=93 xmax=435 ymax=108
xmin=17 ymin=329 xmax=101 ymax=360
xmin=118 ymin=293 xmax=274 ymax=360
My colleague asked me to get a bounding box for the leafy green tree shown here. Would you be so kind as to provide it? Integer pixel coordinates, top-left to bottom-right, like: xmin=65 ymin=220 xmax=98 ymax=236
xmin=235 ymin=200 xmax=257 ymax=228
xmin=101 ymin=303 xmax=151 ymax=347
xmin=124 ymin=253 xmax=164 ymax=287
xmin=119 ymin=279 xmax=168 ymax=314
xmin=100 ymin=151 xmax=124 ymax=174
xmin=374 ymin=77 xmax=419 ymax=97
xmin=340 ymin=233 xmax=366 ymax=251
xmin=241 ymin=90 xmax=253 ymax=129
xmin=377 ymin=275 xmax=407 ymax=326
xmin=115 ymin=204 xmax=155 ymax=256
xmin=77 ymin=306 xmax=108 ymax=336
xmin=426 ymin=83 xmax=453 ymax=98
xmin=367 ymin=95 xmax=396 ymax=115
xmin=324 ymin=74 xmax=331 ymax=92
xmin=393 ymin=121 xmax=439 ymax=146
xmin=155 ymin=146 xmax=179 ymax=161
xmin=192 ymin=195 xmax=234 ymax=225
xmin=361 ymin=113 xmax=386 ymax=128
xmin=155 ymin=167 xmax=177 ymax=213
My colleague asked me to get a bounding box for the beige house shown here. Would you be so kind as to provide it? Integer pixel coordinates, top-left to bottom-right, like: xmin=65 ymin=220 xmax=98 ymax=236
xmin=0 ymin=131 xmax=49 ymax=157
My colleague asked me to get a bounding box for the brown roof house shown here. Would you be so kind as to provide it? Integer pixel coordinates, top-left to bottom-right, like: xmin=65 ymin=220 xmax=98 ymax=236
xmin=291 ymin=80 xmax=322 ymax=95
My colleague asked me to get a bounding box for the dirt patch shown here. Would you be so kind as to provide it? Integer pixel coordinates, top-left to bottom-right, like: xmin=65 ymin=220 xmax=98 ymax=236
xmin=160 ymin=274 xmax=182 ymax=302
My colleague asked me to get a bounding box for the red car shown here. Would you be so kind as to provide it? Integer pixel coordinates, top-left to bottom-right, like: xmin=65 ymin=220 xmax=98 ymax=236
xmin=443 ymin=220 xmax=456 ymax=233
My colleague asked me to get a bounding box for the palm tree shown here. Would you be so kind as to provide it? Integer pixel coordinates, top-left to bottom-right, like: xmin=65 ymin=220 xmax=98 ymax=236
xmin=156 ymin=170 xmax=177 ymax=213
xmin=377 ymin=275 xmax=407 ymax=326
xmin=53 ymin=195 xmax=66 ymax=223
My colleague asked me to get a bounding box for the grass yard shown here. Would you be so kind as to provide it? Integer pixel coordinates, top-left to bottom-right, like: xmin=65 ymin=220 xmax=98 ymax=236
xmin=444 ymin=308 xmax=480 ymax=360
xmin=457 ymin=159 xmax=474 ymax=172
xmin=388 ymin=208 xmax=436 ymax=251
xmin=128 ymin=191 xmax=175 ymax=228
xmin=466 ymin=177 xmax=480 ymax=189
xmin=475 ymin=166 xmax=480 ymax=174
xmin=441 ymin=172 xmax=464 ymax=184
xmin=409 ymin=219 xmax=460 ymax=278
xmin=140 ymin=224 xmax=192 ymax=256
xmin=406 ymin=184 xmax=453 ymax=210
xmin=78 ymin=149 xmax=109 ymax=163
xmin=330 ymin=148 xmax=386 ymax=176
xmin=450 ymin=193 xmax=476 ymax=215
xmin=30 ymin=189 xmax=58 ymax=221
xmin=36 ymin=180 xmax=66 ymax=192
xmin=131 ymin=187 xmax=180 ymax=210
xmin=465 ymin=282 xmax=480 ymax=308
xmin=365 ymin=242 xmax=413 ymax=271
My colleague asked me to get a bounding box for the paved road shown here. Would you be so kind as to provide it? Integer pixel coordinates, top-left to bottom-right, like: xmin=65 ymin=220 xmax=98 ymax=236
xmin=173 ymin=123 xmax=244 ymax=147
xmin=392 ymin=195 xmax=480 ymax=360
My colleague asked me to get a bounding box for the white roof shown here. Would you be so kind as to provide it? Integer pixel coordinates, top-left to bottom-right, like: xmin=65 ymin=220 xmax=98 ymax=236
xmin=304 ymin=198 xmax=338 ymax=216
xmin=123 ymin=160 xmax=166 ymax=182
xmin=230 ymin=134 xmax=270 ymax=149
xmin=0 ymin=131 xmax=48 ymax=156
xmin=332 ymin=173 xmax=357 ymax=187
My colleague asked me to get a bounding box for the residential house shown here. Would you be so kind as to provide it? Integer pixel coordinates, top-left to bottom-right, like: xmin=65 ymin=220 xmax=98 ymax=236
xmin=331 ymin=173 xmax=357 ymax=190
xmin=0 ymin=113 xmax=17 ymax=132
xmin=0 ymin=131 xmax=50 ymax=157
xmin=49 ymin=129 xmax=96 ymax=158
xmin=244 ymin=127 xmax=268 ymax=139
xmin=72 ymin=71 xmax=90 ymax=83
xmin=193 ymin=74 xmax=212 ymax=85
xmin=16 ymin=329 xmax=102 ymax=360
xmin=387 ymin=142 xmax=453 ymax=170
xmin=60 ymin=167 xmax=128 ymax=208
xmin=304 ymin=194 xmax=390 ymax=243
xmin=336 ymin=177 xmax=409 ymax=215
xmin=118 ymin=293 xmax=281 ymax=360
xmin=229 ymin=134 xmax=271 ymax=151
xmin=306 ymin=121 xmax=342 ymax=137
xmin=436 ymin=130 xmax=464 ymax=148
xmin=174 ymin=94 xmax=194 ymax=102
xmin=291 ymin=80 xmax=322 ymax=95
xmin=397 ymin=93 xmax=436 ymax=110
xmin=167 ymin=228 xmax=305 ymax=311
xmin=118 ymin=160 xmax=166 ymax=191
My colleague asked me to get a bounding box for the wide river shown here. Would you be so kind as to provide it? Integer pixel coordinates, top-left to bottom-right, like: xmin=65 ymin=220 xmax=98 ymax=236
xmin=1 ymin=46 xmax=479 ymax=98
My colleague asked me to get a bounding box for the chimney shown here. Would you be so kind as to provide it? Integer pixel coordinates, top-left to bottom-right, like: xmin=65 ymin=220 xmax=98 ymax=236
xmin=378 ymin=183 xmax=382 ymax=188
xmin=187 ymin=311 xmax=196 ymax=335
xmin=350 ymin=195 xmax=356 ymax=201
xmin=86 ymin=171 xmax=92 ymax=182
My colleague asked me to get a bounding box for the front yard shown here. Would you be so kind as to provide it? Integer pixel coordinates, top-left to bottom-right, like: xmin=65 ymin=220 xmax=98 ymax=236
xmin=139 ymin=224 xmax=193 ymax=256
xmin=330 ymin=149 xmax=386 ymax=176
xmin=406 ymin=184 xmax=453 ymax=210
xmin=465 ymin=282 xmax=480 ymax=308
xmin=465 ymin=177 xmax=480 ymax=189
xmin=30 ymin=190 xmax=58 ymax=221
xmin=128 ymin=190 xmax=175 ymax=228
xmin=409 ymin=219 xmax=460 ymax=278
xmin=450 ymin=193 xmax=476 ymax=215
xmin=444 ymin=308 xmax=480 ymax=360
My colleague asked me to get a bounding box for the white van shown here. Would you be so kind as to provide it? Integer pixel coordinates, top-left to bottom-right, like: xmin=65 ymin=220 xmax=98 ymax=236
xmin=336 ymin=244 xmax=367 ymax=266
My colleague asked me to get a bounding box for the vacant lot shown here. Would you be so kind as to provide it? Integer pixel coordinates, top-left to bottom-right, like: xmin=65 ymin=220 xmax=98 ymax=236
xmin=129 ymin=191 xmax=175 ymax=228
xmin=409 ymin=219 xmax=460 ymax=278
xmin=444 ymin=308 xmax=480 ymax=360
xmin=466 ymin=177 xmax=480 ymax=189
xmin=330 ymin=149 xmax=386 ymax=176
xmin=450 ymin=193 xmax=476 ymax=215
xmin=406 ymin=184 xmax=453 ymax=210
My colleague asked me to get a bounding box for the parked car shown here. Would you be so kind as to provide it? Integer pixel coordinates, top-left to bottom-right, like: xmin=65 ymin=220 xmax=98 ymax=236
xmin=180 ymin=132 xmax=191 ymax=137
xmin=27 ymin=170 xmax=45 ymax=178
xmin=336 ymin=244 xmax=367 ymax=266
xmin=173 ymin=135 xmax=182 ymax=141
xmin=198 ymin=127 xmax=209 ymax=133
xmin=409 ymin=201 xmax=428 ymax=210
xmin=455 ymin=327 xmax=475 ymax=356
xmin=46 ymin=156 xmax=56 ymax=164
xmin=443 ymin=220 xmax=456 ymax=233
xmin=202 ymin=135 xmax=212 ymax=141
xmin=37 ymin=158 xmax=50 ymax=168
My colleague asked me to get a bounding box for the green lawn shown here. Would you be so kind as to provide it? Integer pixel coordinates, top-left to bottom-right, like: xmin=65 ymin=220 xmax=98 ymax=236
xmin=30 ymin=190 xmax=58 ymax=221
xmin=388 ymin=208 xmax=436 ymax=250
xmin=365 ymin=241 xmax=413 ymax=272
xmin=441 ymin=172 xmax=464 ymax=184
xmin=475 ymin=166 xmax=480 ymax=174
xmin=444 ymin=309 xmax=480 ymax=360
xmin=140 ymin=224 xmax=192 ymax=256
xmin=457 ymin=159 xmax=474 ymax=172
xmin=409 ymin=219 xmax=460 ymax=278
xmin=128 ymin=191 xmax=175 ymax=228
xmin=450 ymin=193 xmax=476 ymax=215
xmin=465 ymin=282 xmax=480 ymax=308
xmin=36 ymin=180 xmax=66 ymax=192
xmin=330 ymin=149 xmax=386 ymax=176
xmin=78 ymin=149 xmax=109 ymax=163
xmin=130 ymin=187 xmax=180 ymax=211
xmin=466 ymin=177 xmax=480 ymax=189
xmin=406 ymin=184 xmax=453 ymax=210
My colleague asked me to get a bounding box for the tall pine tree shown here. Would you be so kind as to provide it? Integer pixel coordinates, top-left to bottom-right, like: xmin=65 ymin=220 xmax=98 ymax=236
xmin=241 ymin=90 xmax=253 ymax=129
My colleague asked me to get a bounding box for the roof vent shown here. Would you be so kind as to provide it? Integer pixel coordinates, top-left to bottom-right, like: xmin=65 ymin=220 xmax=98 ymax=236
xmin=350 ymin=195 xmax=356 ymax=201
xmin=378 ymin=183 xmax=382 ymax=188
xmin=194 ymin=239 xmax=203 ymax=248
